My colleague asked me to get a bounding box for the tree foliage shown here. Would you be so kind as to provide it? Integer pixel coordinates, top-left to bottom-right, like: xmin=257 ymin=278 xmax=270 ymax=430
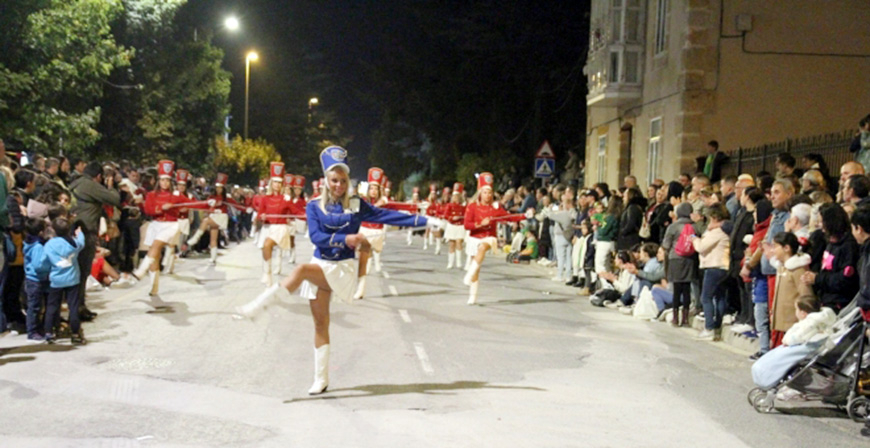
xmin=214 ymin=136 xmax=280 ymax=186
xmin=0 ymin=0 xmax=132 ymax=155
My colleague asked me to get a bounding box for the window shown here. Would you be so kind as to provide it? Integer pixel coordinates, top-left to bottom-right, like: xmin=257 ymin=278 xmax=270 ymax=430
xmin=598 ymin=135 xmax=608 ymax=183
xmin=654 ymin=0 xmax=669 ymax=55
xmin=624 ymin=51 xmax=639 ymax=83
xmin=609 ymin=51 xmax=620 ymax=83
xmin=648 ymin=118 xmax=662 ymax=185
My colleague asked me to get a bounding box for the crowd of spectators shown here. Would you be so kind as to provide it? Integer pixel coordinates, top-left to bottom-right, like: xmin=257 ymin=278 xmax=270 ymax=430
xmin=0 ymin=139 xmax=255 ymax=344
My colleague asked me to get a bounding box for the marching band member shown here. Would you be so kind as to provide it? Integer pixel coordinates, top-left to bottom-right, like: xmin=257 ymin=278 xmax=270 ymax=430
xmin=462 ymin=172 xmax=523 ymax=305
xmin=406 ymin=187 xmax=421 ymax=245
xmin=443 ymin=182 xmax=467 ymax=269
xmin=236 ymin=146 xmax=439 ymax=395
xmin=161 ymin=168 xmax=193 ymax=274
xmin=133 ymin=160 xmax=193 ymax=295
xmin=422 ymin=184 xmax=438 ymax=251
xmin=250 ymin=179 xmax=267 ymax=240
xmin=431 ymin=186 xmax=451 ymax=255
xmin=186 ymin=173 xmax=235 ymax=264
xmin=353 ymin=167 xmax=388 ymax=299
xmin=254 ymin=162 xmax=295 ymax=286
xmin=383 ymin=178 xmax=392 ymax=201
xmin=287 ymin=174 xmax=307 ymax=264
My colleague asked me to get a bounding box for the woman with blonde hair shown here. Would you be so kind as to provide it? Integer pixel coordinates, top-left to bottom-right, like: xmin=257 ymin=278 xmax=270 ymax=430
xmin=235 ymin=146 xmax=438 ymax=395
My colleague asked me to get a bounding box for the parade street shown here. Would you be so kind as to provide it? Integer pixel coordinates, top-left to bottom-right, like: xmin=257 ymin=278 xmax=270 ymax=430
xmin=0 ymin=232 xmax=865 ymax=448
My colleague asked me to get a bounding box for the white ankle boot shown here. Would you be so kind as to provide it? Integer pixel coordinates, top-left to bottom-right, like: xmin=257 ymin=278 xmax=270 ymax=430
xmin=463 ymin=260 xmax=480 ymax=286
xmin=209 ymin=247 xmax=218 ymax=264
xmin=308 ymin=344 xmax=330 ymax=395
xmin=467 ymin=281 xmax=479 ymax=305
xmin=353 ymin=277 xmax=366 ymax=300
xmin=187 ymin=229 xmax=204 ymax=246
xmin=288 ymin=248 xmax=296 ymax=264
xmin=261 ymin=260 xmax=273 ymax=286
xmin=447 ymin=252 xmax=455 ymax=269
xmin=134 ymin=256 xmax=154 ymax=280
xmin=236 ymin=284 xmax=280 ymax=318
xmin=149 ymin=270 xmax=160 ymax=296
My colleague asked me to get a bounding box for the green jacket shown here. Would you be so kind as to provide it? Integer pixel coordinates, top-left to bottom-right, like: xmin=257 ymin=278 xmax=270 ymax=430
xmin=596 ymin=214 xmax=618 ymax=242
xmin=69 ymin=176 xmax=121 ymax=233
xmin=0 ymin=172 xmax=8 ymax=229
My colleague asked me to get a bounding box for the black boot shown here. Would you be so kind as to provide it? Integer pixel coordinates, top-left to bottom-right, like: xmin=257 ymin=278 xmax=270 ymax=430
xmin=671 ymin=306 xmax=680 ymax=327
xmin=566 ymin=276 xmax=578 ymax=286
xmin=574 ymin=277 xmax=586 ymax=288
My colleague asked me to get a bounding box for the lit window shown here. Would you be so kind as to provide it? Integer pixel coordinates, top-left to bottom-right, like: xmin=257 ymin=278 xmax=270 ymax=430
xmin=648 ymin=117 xmax=662 ymax=185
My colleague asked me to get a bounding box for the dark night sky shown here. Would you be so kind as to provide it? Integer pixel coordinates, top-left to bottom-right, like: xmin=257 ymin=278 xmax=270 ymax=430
xmin=179 ymin=0 xmax=589 ymax=176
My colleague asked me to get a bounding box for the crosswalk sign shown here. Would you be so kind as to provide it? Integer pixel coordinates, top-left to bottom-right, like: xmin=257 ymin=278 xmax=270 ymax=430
xmin=535 ymin=158 xmax=555 ymax=178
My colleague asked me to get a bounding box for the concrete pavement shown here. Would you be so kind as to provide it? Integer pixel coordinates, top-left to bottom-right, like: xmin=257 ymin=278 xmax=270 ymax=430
xmin=0 ymin=232 xmax=866 ymax=447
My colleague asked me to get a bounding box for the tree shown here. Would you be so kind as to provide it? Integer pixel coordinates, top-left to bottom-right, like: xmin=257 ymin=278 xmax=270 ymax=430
xmin=95 ymin=0 xmax=230 ymax=172
xmin=214 ymin=136 xmax=280 ymax=186
xmin=0 ymin=0 xmax=132 ymax=155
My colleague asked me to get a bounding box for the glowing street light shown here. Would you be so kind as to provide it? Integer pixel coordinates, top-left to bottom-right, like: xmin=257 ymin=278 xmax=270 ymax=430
xmin=309 ymin=97 xmax=319 ymax=108
xmin=244 ymin=51 xmax=259 ymax=140
xmin=225 ymin=16 xmax=240 ymax=31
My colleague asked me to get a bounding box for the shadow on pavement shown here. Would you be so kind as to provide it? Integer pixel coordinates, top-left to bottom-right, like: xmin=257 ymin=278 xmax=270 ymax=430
xmin=284 ymin=380 xmax=545 ymax=404
xmin=776 ymin=405 xmax=851 ymax=419
xmin=0 ymin=343 xmax=76 ymax=366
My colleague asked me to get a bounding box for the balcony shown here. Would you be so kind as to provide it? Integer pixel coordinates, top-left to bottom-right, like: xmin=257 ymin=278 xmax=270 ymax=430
xmin=585 ymin=0 xmax=645 ymax=107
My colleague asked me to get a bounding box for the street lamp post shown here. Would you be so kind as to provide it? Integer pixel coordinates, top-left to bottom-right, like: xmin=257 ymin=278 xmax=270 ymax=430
xmin=308 ymin=97 xmax=318 ymax=123
xmin=244 ymin=51 xmax=259 ymax=140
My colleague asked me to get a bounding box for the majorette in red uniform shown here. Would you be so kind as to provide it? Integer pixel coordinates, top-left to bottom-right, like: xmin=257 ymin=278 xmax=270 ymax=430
xmin=443 ymin=182 xmax=467 ymax=269
xmin=286 ymin=174 xmax=307 ymax=262
xmin=429 ymin=185 xmax=451 ymax=255
xmin=422 ymin=183 xmax=439 ymax=251
xmin=159 ymin=168 xmax=194 ymax=274
xmin=462 ymin=172 xmax=524 ymax=305
xmin=133 ymin=160 xmax=195 ymax=295
xmin=353 ymin=167 xmax=389 ymax=299
xmin=254 ymin=162 xmax=297 ymax=286
xmin=383 ymin=177 xmax=392 ymax=201
xmin=251 ymin=179 xmax=268 ymax=239
xmin=187 ymin=172 xmax=238 ymax=264
xmin=406 ymin=186 xmax=422 ymax=245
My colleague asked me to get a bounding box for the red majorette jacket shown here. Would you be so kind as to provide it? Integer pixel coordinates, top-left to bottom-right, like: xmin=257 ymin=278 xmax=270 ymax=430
xmin=464 ymin=201 xmax=510 ymax=238
xmin=143 ymin=190 xmax=191 ymax=222
xmin=256 ymin=193 xmax=294 ymax=225
xmin=441 ymin=202 xmax=466 ymax=225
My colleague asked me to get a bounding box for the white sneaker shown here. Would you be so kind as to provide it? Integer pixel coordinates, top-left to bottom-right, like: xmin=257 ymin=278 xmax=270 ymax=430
xmin=695 ymin=329 xmax=714 ymax=341
xmin=618 ymin=306 xmax=634 ymax=315
xmin=604 ymin=301 xmax=621 ymax=310
xmin=730 ymin=323 xmax=753 ymax=333
xmin=551 ymin=276 xmax=564 ymax=282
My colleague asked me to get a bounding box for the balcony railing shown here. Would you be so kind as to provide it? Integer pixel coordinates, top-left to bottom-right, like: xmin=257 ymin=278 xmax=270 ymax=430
xmin=585 ymin=0 xmax=645 ymax=107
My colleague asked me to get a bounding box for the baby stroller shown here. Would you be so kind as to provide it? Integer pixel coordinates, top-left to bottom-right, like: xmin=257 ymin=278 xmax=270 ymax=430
xmin=747 ymin=305 xmax=870 ymax=422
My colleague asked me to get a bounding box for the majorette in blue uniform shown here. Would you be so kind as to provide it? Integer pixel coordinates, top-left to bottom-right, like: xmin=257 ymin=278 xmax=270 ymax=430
xmin=235 ymin=146 xmax=439 ymax=395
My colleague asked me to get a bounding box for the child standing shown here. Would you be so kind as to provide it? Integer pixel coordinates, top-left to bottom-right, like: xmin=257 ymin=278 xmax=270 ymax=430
xmin=44 ymin=217 xmax=86 ymax=344
xmin=692 ymin=204 xmax=731 ymax=341
xmin=23 ymin=218 xmax=52 ymax=343
xmin=769 ymin=232 xmax=814 ymax=348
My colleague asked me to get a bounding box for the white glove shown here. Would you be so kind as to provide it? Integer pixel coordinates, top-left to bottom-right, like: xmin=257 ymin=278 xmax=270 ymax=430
xmin=246 ymin=207 xmax=254 ymax=214
xmin=207 ymin=199 xmax=216 ymax=207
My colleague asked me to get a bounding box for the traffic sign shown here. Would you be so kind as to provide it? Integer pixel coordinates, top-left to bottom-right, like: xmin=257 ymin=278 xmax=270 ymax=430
xmin=534 ymin=158 xmax=555 ymax=178
xmin=535 ymin=140 xmax=555 ymax=159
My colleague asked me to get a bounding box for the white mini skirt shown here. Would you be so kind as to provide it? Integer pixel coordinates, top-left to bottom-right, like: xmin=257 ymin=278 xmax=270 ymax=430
xmin=144 ymin=221 xmax=180 ymax=247
xmin=360 ymin=226 xmax=386 ymax=252
xmin=299 ymin=257 xmax=357 ymax=304
xmin=256 ymin=224 xmax=292 ymax=250
xmin=465 ymin=236 xmax=499 ymax=257
xmin=444 ymin=223 xmax=467 ymax=240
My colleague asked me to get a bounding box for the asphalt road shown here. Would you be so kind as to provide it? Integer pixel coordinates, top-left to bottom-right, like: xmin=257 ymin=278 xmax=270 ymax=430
xmin=0 ymin=231 xmax=867 ymax=447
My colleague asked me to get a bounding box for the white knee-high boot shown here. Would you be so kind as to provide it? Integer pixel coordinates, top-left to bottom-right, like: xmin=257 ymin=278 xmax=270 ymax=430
xmin=464 ymin=253 xmax=472 ymax=271
xmin=187 ymin=229 xmax=204 ymax=247
xmin=162 ymin=247 xmax=176 ymax=274
xmin=309 ymin=344 xmax=330 ymax=395
xmin=406 ymin=230 xmax=412 ymax=245
xmin=276 ymin=250 xmax=284 ymax=274
xmin=423 ymin=232 xmax=429 ymax=250
xmin=434 ymin=238 xmax=442 ymax=255
xmin=463 ymin=260 xmax=480 ymax=286
xmin=365 ymin=257 xmax=372 ymax=276
xmin=148 ymin=270 xmax=160 ymax=296
xmin=236 ymin=283 xmax=281 ymax=318
xmin=209 ymin=247 xmax=218 ymax=264
xmin=134 ymin=256 xmax=154 ymax=280
xmin=261 ymin=259 xmax=273 ymax=286
xmin=288 ymin=247 xmax=296 ymax=264
xmin=467 ymin=281 xmax=479 ymax=305
xmin=373 ymin=251 xmax=382 ymax=272
xmin=447 ymin=252 xmax=455 ymax=269
xmin=353 ymin=276 xmax=366 ymax=300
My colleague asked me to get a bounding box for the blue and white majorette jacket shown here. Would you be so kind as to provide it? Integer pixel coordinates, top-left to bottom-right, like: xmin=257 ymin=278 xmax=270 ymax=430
xmin=307 ymin=197 xmax=427 ymax=261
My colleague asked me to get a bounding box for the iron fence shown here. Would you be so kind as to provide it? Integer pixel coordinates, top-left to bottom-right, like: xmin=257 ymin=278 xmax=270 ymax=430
xmin=720 ymin=130 xmax=855 ymax=179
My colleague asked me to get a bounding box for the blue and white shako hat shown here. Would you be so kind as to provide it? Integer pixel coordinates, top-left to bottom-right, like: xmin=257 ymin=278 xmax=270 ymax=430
xmin=320 ymin=146 xmax=349 ymax=174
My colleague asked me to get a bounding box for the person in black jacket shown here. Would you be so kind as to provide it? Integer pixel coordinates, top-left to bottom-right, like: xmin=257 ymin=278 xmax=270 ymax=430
xmin=801 ymin=203 xmax=859 ymax=311
xmin=617 ymin=187 xmax=646 ymax=251
xmin=728 ymin=186 xmax=758 ymax=330
xmin=649 ymin=182 xmax=681 ymax=245
xmin=850 ymin=205 xmax=870 ymax=320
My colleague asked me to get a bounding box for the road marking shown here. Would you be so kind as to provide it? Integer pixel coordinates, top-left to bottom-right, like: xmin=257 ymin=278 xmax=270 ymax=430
xmin=388 ymin=285 xmax=398 ymax=296
xmin=399 ymin=309 xmax=412 ymax=323
xmin=382 ymin=271 xmax=391 ymax=279
xmin=413 ymin=342 xmax=434 ymax=375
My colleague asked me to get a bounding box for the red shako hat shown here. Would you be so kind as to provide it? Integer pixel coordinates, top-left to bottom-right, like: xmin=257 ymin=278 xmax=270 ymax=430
xmin=477 ymin=172 xmax=494 ymax=191
xmin=157 ymin=160 xmax=174 ymax=179
xmin=368 ymin=167 xmax=384 ymax=185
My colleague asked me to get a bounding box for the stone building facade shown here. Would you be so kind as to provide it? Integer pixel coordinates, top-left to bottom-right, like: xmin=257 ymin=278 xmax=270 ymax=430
xmin=584 ymin=0 xmax=870 ymax=187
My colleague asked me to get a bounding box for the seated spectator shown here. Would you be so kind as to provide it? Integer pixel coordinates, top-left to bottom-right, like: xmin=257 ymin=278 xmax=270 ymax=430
xmin=91 ymin=246 xmax=136 ymax=287
xmin=843 ymin=174 xmax=870 ymax=207
xmin=591 ymin=250 xmax=636 ymax=307
xmin=618 ymin=243 xmax=664 ymax=310
xmin=800 ymin=169 xmax=826 ymax=196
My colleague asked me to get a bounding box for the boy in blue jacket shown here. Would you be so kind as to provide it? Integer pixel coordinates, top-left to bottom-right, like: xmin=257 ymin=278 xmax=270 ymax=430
xmin=23 ymin=218 xmax=52 ymax=343
xmin=44 ymin=217 xmax=86 ymax=345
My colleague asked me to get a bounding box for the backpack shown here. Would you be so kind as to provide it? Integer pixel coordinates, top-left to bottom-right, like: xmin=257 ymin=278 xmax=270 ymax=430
xmin=674 ymin=223 xmax=696 ymax=257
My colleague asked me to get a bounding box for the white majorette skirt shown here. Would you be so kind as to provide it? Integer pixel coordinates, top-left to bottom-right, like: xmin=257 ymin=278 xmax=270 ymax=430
xmin=256 ymin=224 xmax=292 ymax=250
xmin=177 ymin=218 xmax=191 ymax=236
xmin=299 ymin=257 xmax=357 ymax=304
xmin=444 ymin=223 xmax=466 ymax=240
xmin=465 ymin=236 xmax=499 ymax=257
xmin=144 ymin=221 xmax=180 ymax=247
xmin=359 ymin=226 xmax=386 ymax=252
xmin=293 ymin=219 xmax=307 ymax=235
xmin=209 ymin=212 xmax=229 ymax=230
